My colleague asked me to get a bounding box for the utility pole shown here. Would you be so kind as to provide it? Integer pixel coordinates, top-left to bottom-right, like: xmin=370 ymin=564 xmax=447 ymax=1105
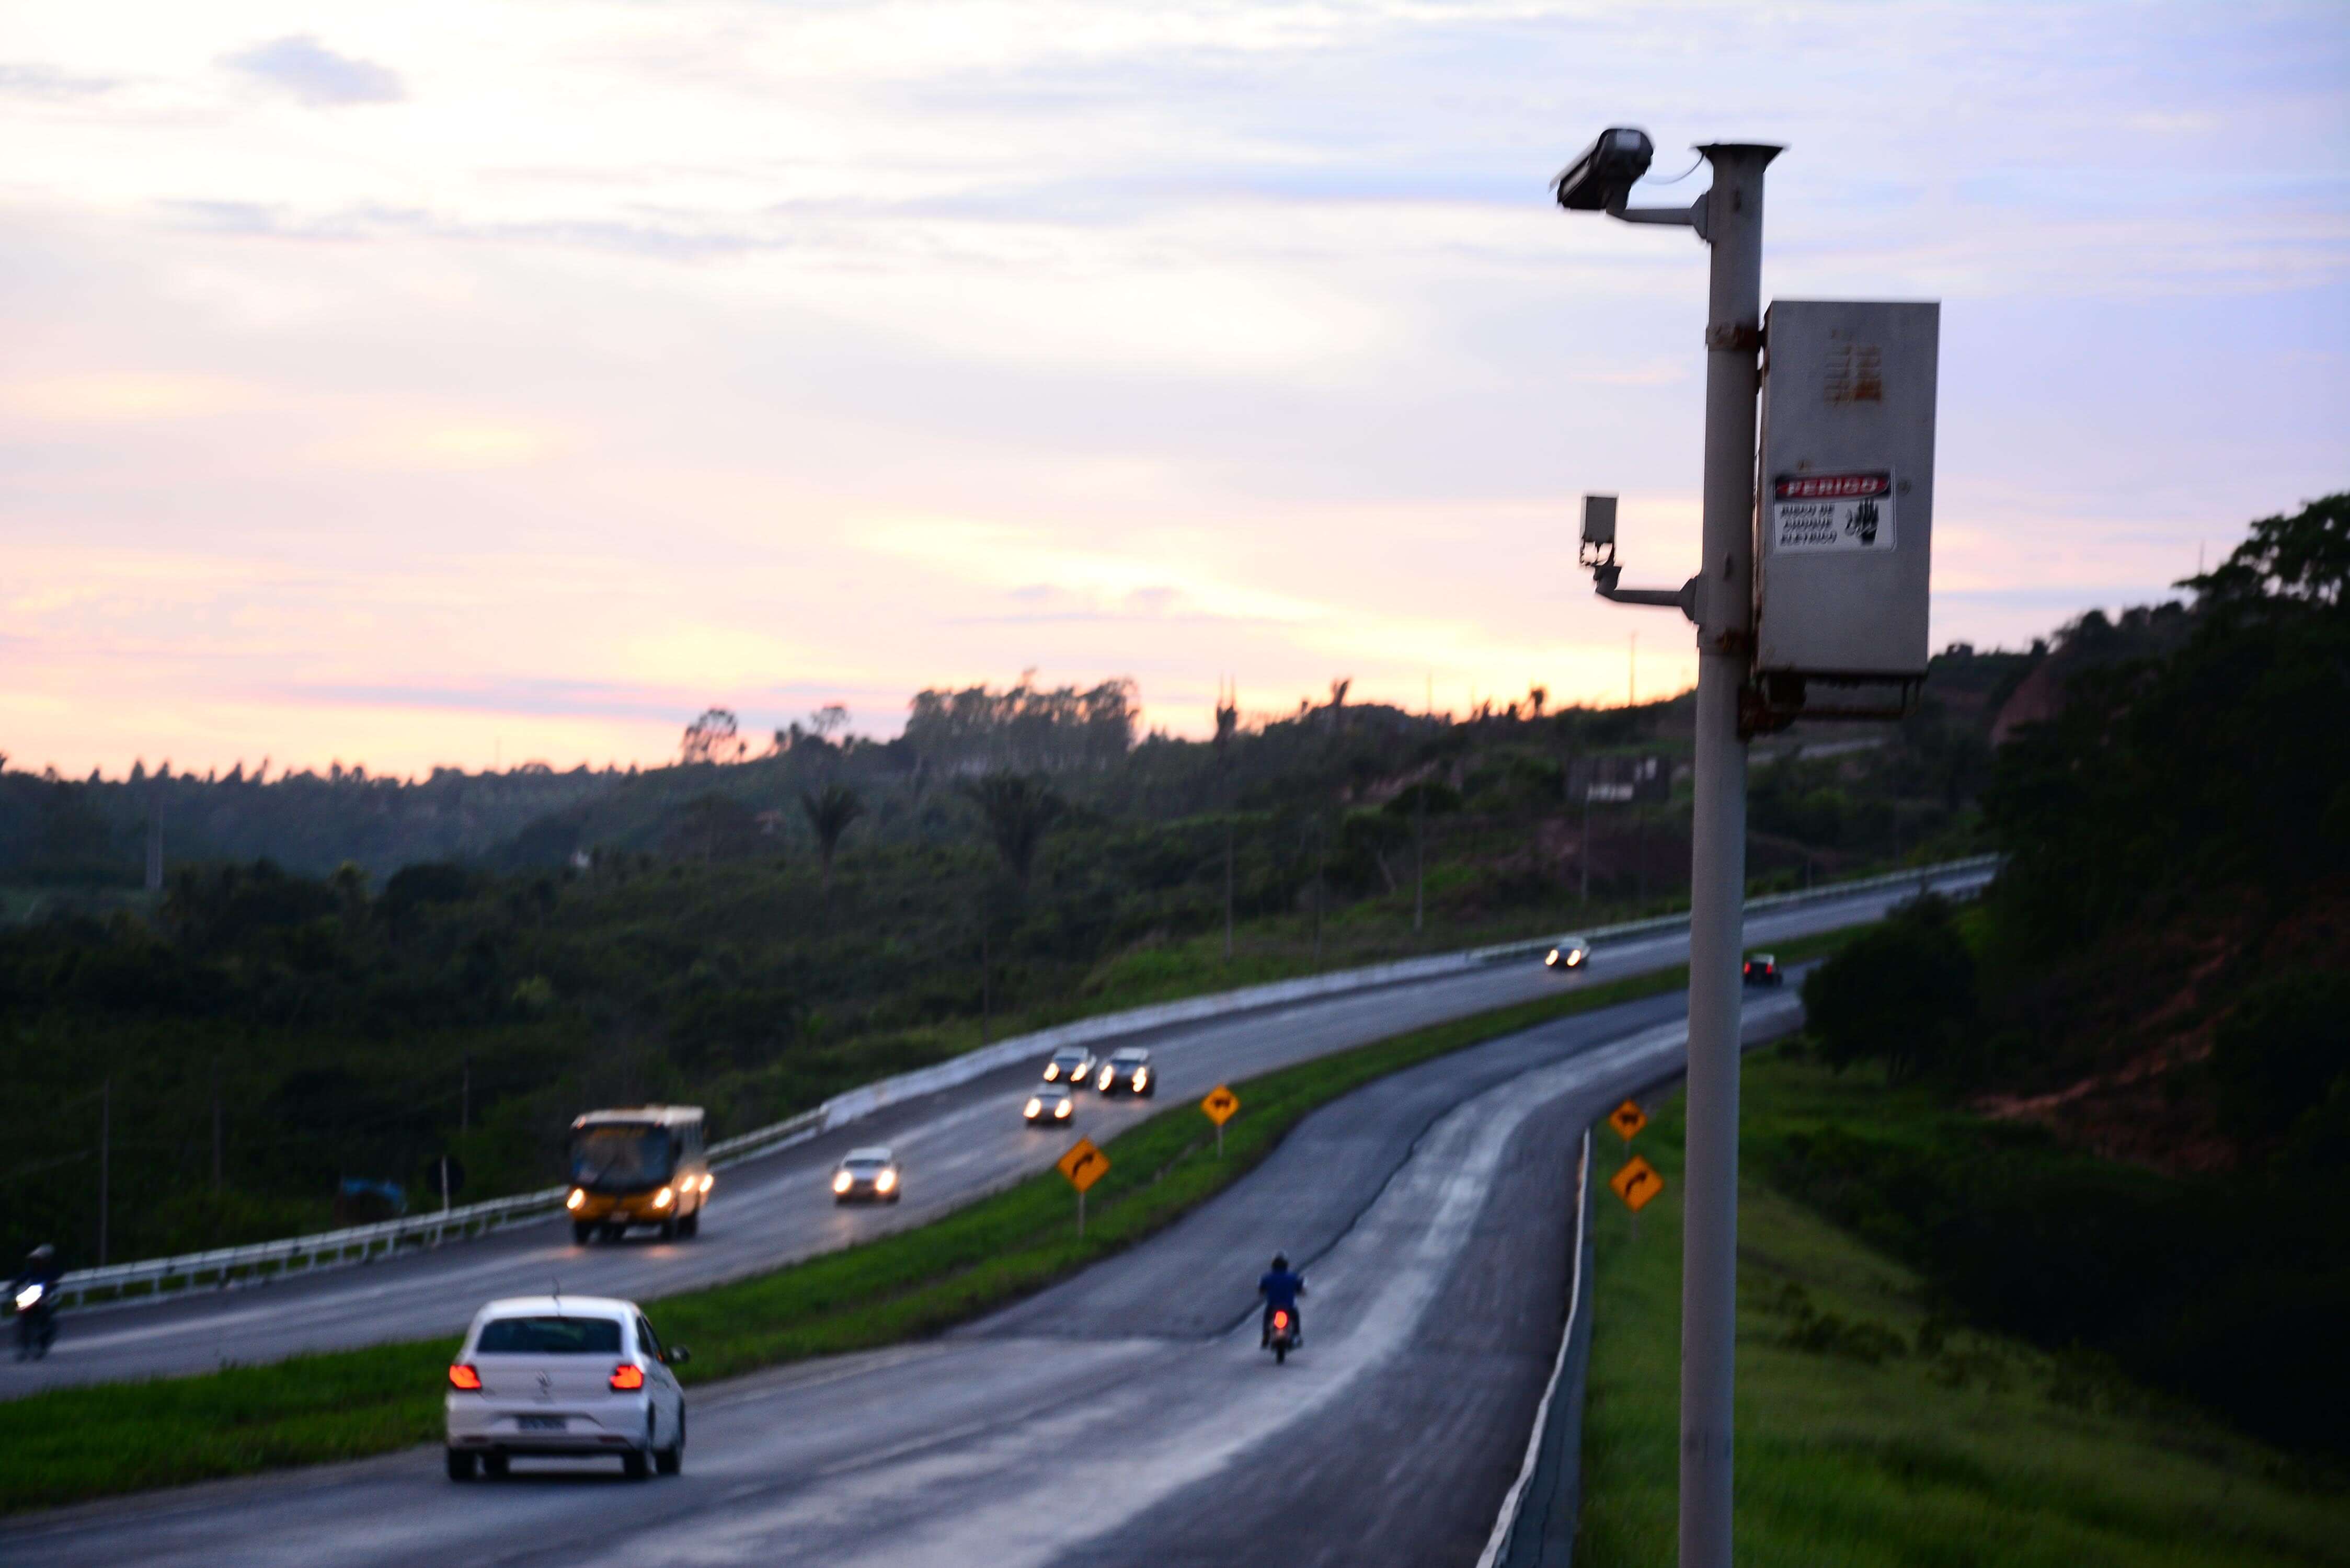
xmin=1216 ymin=679 xmax=1238 ymax=962
xmin=1560 ymin=132 xmax=1778 ymax=1568
xmin=1310 ymin=821 xmax=1326 ymax=968
xmin=211 ymin=1055 xmax=223 ymax=1189
xmin=145 ymin=787 xmax=163 ymax=893
xmin=461 ymin=1055 xmax=472 ymax=1134
xmin=979 ymin=899 xmax=992 ymax=1045
xmin=1413 ymin=776 xmax=1426 ymax=936
xmin=98 ymin=1077 xmax=111 ymax=1267
xmin=1628 ymin=632 xmax=1637 ymax=707
xmin=1414 ymin=671 xmax=1431 ymax=938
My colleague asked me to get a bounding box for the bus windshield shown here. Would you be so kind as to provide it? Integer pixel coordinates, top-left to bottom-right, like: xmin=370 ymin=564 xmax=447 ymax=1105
xmin=568 ymin=1125 xmax=674 ymax=1192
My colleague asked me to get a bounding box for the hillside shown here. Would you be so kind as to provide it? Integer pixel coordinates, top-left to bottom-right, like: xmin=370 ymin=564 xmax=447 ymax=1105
xmin=0 ymin=654 xmax=2017 ymax=1266
xmin=1789 ymin=491 xmax=2350 ymax=1452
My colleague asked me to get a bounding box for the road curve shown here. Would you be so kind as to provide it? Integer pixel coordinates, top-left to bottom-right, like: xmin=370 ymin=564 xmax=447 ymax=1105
xmin=2 ymin=868 xmax=1978 ymax=1398
xmin=3 ymin=981 xmax=1805 ymax=1567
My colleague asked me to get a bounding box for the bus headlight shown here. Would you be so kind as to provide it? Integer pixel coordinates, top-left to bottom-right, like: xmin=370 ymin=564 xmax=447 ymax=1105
xmin=654 ymin=1186 xmax=674 ymax=1209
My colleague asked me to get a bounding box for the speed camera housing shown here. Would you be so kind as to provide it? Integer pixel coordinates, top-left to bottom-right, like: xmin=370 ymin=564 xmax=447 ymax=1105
xmin=1554 ymin=128 xmax=1655 ymax=212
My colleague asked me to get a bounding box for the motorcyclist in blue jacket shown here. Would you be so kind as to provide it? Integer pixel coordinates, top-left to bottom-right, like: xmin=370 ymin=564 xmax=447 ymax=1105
xmin=1258 ymin=1253 xmax=1305 ymax=1347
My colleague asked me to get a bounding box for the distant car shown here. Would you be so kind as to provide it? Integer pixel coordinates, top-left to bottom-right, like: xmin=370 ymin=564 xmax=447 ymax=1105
xmin=1041 ymin=1047 xmax=1097 ymax=1084
xmin=445 ymin=1295 xmax=689 ymax=1482
xmin=831 ymin=1147 xmax=901 ymax=1204
xmin=1743 ymin=953 xmax=1782 ymax=987
xmin=1095 ymin=1048 xmax=1156 ymax=1097
xmin=1544 ymin=937 xmax=1591 ymax=971
xmin=1025 ymin=1086 xmax=1077 ymax=1126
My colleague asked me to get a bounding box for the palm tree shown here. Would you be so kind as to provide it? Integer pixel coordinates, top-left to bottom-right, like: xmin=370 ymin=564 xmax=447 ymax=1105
xmin=799 ymin=783 xmax=865 ymax=899
xmin=959 ymin=773 xmax=1067 ymax=897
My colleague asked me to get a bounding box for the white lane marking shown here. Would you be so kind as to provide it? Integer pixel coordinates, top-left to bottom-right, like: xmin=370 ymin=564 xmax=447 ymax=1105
xmin=21 ymin=874 xmax=1912 ymax=1378
xmin=558 ymin=998 xmax=1802 ymax=1568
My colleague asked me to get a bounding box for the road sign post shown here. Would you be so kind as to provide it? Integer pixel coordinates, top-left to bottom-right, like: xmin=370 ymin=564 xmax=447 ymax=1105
xmin=1056 ymin=1138 xmax=1108 ymax=1238
xmin=1200 ymin=1085 xmax=1240 ymax=1158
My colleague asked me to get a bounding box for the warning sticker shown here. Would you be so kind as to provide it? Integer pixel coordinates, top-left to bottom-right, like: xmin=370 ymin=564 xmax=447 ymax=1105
xmin=1771 ymin=472 xmax=1896 ymax=554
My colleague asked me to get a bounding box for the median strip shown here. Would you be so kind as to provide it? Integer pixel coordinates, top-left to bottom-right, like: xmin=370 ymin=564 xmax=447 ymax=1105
xmin=1 ymin=929 xmax=1869 ymax=1515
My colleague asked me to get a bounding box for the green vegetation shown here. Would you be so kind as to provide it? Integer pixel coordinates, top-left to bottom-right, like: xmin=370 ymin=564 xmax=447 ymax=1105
xmin=2 ymin=657 xmax=2000 ymax=1265
xmin=0 ymin=967 xmax=1688 ymax=1515
xmin=1579 ymin=1056 xmax=2350 ymax=1567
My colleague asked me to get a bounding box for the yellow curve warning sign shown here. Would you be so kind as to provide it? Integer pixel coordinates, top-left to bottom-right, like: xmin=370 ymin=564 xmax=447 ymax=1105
xmin=1200 ymin=1085 xmax=1241 ymax=1127
xmin=1607 ymin=1100 xmax=1647 ymax=1142
xmin=1610 ymin=1155 xmax=1664 ymax=1214
xmin=1056 ymin=1138 xmax=1109 ymax=1194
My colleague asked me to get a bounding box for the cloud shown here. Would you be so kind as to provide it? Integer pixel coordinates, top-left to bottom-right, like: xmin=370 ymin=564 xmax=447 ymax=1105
xmin=0 ymin=63 xmax=114 ymax=99
xmin=223 ymin=35 xmax=404 ymax=107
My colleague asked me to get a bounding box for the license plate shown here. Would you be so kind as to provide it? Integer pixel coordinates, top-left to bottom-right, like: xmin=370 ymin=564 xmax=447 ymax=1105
xmin=517 ymin=1416 xmax=567 ymax=1432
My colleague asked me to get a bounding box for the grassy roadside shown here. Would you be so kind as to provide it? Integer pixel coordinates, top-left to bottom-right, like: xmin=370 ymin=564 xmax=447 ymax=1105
xmin=2 ymin=955 xmax=1735 ymax=1515
xmin=1577 ymin=1055 xmax=2350 ymax=1567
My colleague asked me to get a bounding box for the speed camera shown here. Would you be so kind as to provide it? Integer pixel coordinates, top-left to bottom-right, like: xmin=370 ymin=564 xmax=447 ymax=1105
xmin=1554 ymin=128 xmax=1654 ymax=212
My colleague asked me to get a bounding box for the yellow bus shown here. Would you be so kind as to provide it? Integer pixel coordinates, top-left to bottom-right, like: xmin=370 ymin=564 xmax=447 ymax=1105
xmin=564 ymin=1106 xmax=712 ymax=1244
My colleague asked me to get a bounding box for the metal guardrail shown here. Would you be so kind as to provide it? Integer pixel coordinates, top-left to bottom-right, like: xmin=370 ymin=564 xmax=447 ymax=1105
xmin=1480 ymin=1126 xmax=1597 ymax=1568
xmin=49 ymin=854 xmax=1997 ymax=1311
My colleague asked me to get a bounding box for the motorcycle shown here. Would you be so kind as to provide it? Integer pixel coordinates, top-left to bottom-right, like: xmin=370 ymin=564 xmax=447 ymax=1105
xmin=1265 ymin=1306 xmax=1298 ymax=1365
xmin=13 ymin=1281 xmax=57 ymax=1361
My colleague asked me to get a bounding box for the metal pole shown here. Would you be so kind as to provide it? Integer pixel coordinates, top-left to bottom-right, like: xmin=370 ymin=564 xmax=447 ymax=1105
xmin=1680 ymin=141 xmax=1775 ymax=1568
xmin=211 ymin=1056 xmax=223 ymax=1189
xmin=98 ymin=1077 xmax=111 ymax=1267
xmin=1076 ymin=1188 xmax=1086 ymax=1240
xmin=1223 ymin=817 xmax=1235 ymax=961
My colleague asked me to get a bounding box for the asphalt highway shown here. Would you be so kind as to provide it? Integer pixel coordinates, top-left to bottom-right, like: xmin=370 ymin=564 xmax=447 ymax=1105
xmin=4 ymin=983 xmax=1806 ymax=1568
xmin=1 ymin=867 xmax=1982 ymax=1398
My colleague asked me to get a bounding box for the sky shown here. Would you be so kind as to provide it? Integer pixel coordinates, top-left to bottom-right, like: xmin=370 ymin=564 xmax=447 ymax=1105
xmin=3 ymin=1 xmax=2345 ymax=779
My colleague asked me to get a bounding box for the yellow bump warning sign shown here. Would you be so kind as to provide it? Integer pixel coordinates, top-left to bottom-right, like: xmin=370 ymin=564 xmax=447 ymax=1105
xmin=1200 ymin=1085 xmax=1240 ymax=1127
xmin=1607 ymin=1100 xmax=1647 ymax=1142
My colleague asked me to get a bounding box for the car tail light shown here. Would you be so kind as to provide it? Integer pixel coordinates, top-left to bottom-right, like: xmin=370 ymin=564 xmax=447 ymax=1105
xmin=448 ymin=1363 xmax=482 ymax=1391
xmin=610 ymin=1363 xmax=645 ymax=1391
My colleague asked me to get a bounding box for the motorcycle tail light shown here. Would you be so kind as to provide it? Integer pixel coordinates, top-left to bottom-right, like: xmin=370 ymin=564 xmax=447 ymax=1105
xmin=1273 ymin=1311 xmax=1289 ymax=1330
xmin=610 ymin=1363 xmax=646 ymax=1391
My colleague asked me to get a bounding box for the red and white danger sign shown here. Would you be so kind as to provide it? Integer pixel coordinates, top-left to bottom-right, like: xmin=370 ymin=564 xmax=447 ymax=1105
xmin=1770 ymin=471 xmax=1896 ymax=553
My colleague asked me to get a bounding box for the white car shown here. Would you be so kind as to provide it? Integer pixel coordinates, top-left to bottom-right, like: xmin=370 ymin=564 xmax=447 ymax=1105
xmin=445 ymin=1296 xmax=690 ymax=1482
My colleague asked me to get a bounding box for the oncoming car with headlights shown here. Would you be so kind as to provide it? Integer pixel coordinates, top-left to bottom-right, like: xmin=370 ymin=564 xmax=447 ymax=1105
xmin=1095 ymin=1047 xmax=1155 ymax=1097
xmin=564 ymin=1106 xmax=712 ymax=1245
xmin=831 ymin=1147 xmax=901 ymax=1204
xmin=444 ymin=1295 xmax=689 ymax=1482
xmin=1544 ymin=936 xmax=1591 ymax=971
xmin=1025 ymin=1085 xmax=1076 ymax=1126
xmin=1040 ymin=1047 xmax=1097 ymax=1084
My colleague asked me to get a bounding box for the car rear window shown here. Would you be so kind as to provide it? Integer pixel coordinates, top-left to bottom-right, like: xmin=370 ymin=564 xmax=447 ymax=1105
xmin=476 ymin=1316 xmax=623 ymax=1355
